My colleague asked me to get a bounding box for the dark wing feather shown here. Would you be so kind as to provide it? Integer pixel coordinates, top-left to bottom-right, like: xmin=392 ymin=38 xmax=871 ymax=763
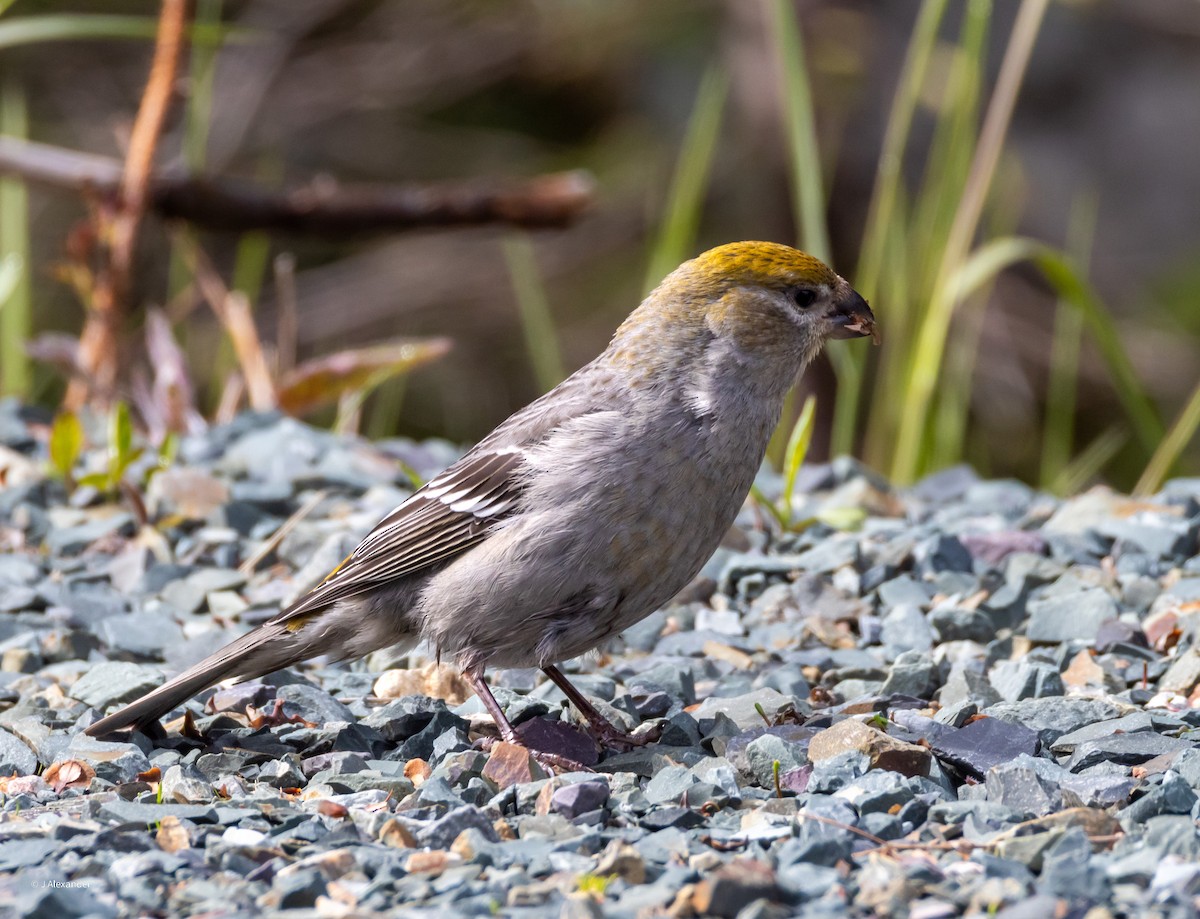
xmin=272 ymin=447 xmax=526 ymax=624
xmin=270 ymin=360 xmax=622 ymax=625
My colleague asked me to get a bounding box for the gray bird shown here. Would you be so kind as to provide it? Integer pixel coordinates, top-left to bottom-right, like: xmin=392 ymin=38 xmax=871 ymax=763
xmin=86 ymin=241 xmax=876 ymax=763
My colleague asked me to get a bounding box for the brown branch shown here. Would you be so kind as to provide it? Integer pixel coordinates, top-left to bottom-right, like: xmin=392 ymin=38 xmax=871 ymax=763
xmin=64 ymin=0 xmax=190 ymax=412
xmin=114 ymin=0 xmax=190 ymax=275
xmin=0 ymin=136 xmax=595 ymax=237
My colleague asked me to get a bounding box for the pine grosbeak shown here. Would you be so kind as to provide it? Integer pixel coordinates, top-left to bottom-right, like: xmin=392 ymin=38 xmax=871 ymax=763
xmin=87 ymin=241 xmax=877 ymax=765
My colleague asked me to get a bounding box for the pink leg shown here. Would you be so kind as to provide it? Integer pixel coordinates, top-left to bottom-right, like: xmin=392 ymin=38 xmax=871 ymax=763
xmin=542 ymin=664 xmax=662 ymax=751
xmin=463 ymin=664 xmax=593 ymax=773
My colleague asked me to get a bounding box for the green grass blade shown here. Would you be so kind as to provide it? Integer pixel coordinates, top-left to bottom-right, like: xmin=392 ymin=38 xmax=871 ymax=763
xmin=856 ymin=0 xmax=949 ymax=301
xmin=643 ymin=66 xmax=728 ymax=292
xmin=0 ymin=14 xmax=246 ymax=49
xmin=184 ymin=0 xmax=223 ymax=173
xmin=768 ymin=0 xmax=869 ymax=454
xmin=1040 ymin=194 xmax=1096 ymax=490
xmin=1031 ymin=247 xmax=1164 ymax=452
xmin=0 ymin=74 xmax=30 ymax=398
xmin=934 ymin=0 xmax=1048 ymax=285
xmin=916 ymin=237 xmax=1163 ymax=470
xmin=167 ymin=0 xmax=226 ymax=303
xmin=893 ymin=0 xmax=1051 ymax=482
xmin=909 ymin=0 xmax=990 ymax=304
xmin=781 ymin=394 xmax=817 ymax=525
xmin=1054 ymin=426 xmax=1128 ymax=496
xmin=1136 ymin=378 xmax=1200 ymax=495
xmin=871 ymin=0 xmax=988 ymax=474
xmin=49 ymin=411 xmax=83 ymax=482
xmin=769 ymin=0 xmax=829 ymax=263
xmin=503 ymin=234 xmax=565 ymax=392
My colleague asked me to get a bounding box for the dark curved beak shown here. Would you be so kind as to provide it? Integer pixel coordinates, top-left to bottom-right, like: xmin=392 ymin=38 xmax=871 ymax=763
xmin=829 ymin=289 xmax=879 ymax=343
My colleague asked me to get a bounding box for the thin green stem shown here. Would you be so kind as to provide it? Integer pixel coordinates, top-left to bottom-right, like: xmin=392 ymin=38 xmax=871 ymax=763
xmin=893 ymin=0 xmax=1049 ymax=483
xmin=855 ymin=0 xmax=949 ymax=301
xmin=503 ymin=234 xmax=565 ymax=392
xmin=644 ymin=66 xmax=728 ymax=292
xmin=1136 ymin=380 xmax=1200 ymax=496
xmin=1040 ymin=194 xmax=1096 ymax=490
xmin=769 ymin=0 xmax=829 ymax=263
xmin=0 ymin=73 xmax=30 ymax=398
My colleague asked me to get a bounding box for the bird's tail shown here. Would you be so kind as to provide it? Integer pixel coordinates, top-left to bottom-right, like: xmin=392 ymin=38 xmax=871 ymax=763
xmin=84 ymin=619 xmax=321 ymax=736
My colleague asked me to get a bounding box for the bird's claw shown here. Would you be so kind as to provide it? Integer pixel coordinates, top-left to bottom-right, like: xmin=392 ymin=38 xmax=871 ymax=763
xmin=587 ymin=718 xmax=663 ymax=752
xmin=476 ymin=736 xmax=594 ymax=775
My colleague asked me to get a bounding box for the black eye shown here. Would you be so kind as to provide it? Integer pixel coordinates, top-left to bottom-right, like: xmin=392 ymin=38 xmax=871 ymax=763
xmin=791 ymin=287 xmax=817 ymax=309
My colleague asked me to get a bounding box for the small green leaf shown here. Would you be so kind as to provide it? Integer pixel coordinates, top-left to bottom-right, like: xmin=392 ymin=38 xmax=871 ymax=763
xmin=815 ymin=506 xmax=867 ymax=531
xmin=144 ymin=431 xmax=179 ymax=486
xmin=76 ymin=472 xmax=110 ymax=491
xmin=576 ymin=873 xmax=615 ymax=897
xmin=780 ymin=395 xmax=817 ymax=525
xmin=48 ymin=411 xmax=83 ymax=482
xmin=109 ymin=402 xmax=134 ymax=484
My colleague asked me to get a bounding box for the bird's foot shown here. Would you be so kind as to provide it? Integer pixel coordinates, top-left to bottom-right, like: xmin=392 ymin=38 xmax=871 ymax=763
xmin=476 ymin=735 xmax=594 ymax=775
xmin=585 ymin=717 xmax=663 ymax=752
xmin=246 ymin=698 xmax=316 ymax=730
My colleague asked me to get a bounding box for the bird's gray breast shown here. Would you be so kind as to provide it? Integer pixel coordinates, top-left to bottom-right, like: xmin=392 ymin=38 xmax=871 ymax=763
xmin=418 ymin=391 xmax=780 ymax=668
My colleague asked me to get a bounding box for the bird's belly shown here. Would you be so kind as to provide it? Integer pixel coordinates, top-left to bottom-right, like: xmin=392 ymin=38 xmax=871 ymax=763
xmin=419 ymin=418 xmax=769 ymax=668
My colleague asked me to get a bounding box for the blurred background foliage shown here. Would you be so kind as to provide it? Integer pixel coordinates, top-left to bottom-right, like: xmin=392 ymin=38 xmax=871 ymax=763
xmin=0 ymin=0 xmax=1198 ymax=494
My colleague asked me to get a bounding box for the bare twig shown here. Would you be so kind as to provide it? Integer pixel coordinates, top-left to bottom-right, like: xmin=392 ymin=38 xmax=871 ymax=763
xmin=238 ymin=489 xmax=329 ymax=576
xmin=0 ymin=136 xmax=595 ymax=236
xmin=64 ymin=0 xmax=190 ymax=411
xmin=172 ymin=230 xmax=277 ymax=411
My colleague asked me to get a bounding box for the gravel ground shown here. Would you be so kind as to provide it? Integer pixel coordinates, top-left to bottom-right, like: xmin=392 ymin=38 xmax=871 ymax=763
xmin=1 ymin=398 xmax=1200 ymax=918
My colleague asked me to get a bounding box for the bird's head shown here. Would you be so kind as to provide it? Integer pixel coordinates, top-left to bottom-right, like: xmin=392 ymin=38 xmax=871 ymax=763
xmin=610 ymin=241 xmax=877 ymax=394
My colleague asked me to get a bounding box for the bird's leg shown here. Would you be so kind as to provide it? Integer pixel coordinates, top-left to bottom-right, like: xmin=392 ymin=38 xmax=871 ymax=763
xmin=463 ymin=665 xmax=592 ymax=774
xmin=542 ymin=664 xmax=662 ymax=751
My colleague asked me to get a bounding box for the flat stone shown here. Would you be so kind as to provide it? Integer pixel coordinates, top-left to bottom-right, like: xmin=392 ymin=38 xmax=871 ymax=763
xmin=929 ymin=716 xmax=1039 ymax=780
xmin=69 ymin=661 xmax=163 ymax=709
xmin=481 ymin=741 xmax=547 ymax=789
xmin=97 ymin=611 xmax=185 ymax=659
xmin=550 ymin=780 xmax=610 ymax=819
xmin=99 ymin=800 xmax=219 ymax=825
xmin=808 ymin=718 xmax=930 ymax=777
xmin=939 ymin=665 xmax=1002 ymax=709
xmin=959 ymin=531 xmax=1047 ymax=566
xmin=0 ymin=728 xmax=37 ymax=775
xmin=413 ymin=804 xmax=499 ymax=849
xmin=148 ymin=467 xmax=230 ymax=520
xmin=44 ymin=512 xmax=135 ymax=555
xmin=880 ymin=650 xmax=937 ymax=698
xmin=1159 ymin=648 xmax=1200 ymax=693
xmin=986 ymin=754 xmax=1067 ymax=816
xmin=276 ymin=683 xmax=355 ymax=724
xmin=691 ymin=858 xmax=778 ymax=918
xmin=744 ymin=732 xmax=808 ymax=788
xmin=989 ymin=660 xmax=1064 ymax=702
xmin=984 ymin=698 xmax=1125 ymax=747
xmin=66 ymin=734 xmax=151 ymax=783
xmin=691 ymin=689 xmax=797 ymax=731
xmin=1026 ymin=588 xmax=1118 ymax=643
xmin=1067 ymin=732 xmax=1192 ymax=772
xmin=514 ymin=718 xmax=598 ymax=767
xmin=880 ymin=604 xmax=934 ymax=657
xmin=929 ymin=606 xmax=997 ymax=643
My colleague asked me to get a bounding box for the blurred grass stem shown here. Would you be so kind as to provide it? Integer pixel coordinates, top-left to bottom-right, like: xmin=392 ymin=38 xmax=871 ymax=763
xmin=893 ymin=0 xmax=1049 ymax=483
xmin=644 ymin=66 xmax=727 ymax=292
xmin=0 ymin=74 xmax=30 ymax=398
xmin=504 ymin=235 xmax=565 ymax=393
